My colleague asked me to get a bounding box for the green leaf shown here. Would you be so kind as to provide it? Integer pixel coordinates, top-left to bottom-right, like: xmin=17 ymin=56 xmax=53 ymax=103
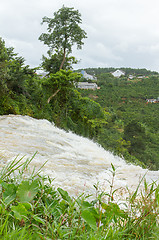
xmin=17 ymin=180 xmax=39 ymax=202
xmin=2 ymin=183 xmax=17 ymax=205
xmin=22 ymin=202 xmax=33 ymax=211
xmin=57 ymin=187 xmax=71 ymax=203
xmin=155 ymin=185 xmax=159 ymax=204
xmin=11 ymin=203 xmax=28 ymax=221
xmin=81 ymin=201 xmax=93 ymax=210
xmin=111 ymin=163 xmax=115 ymax=172
xmin=0 ymin=204 xmax=2 ymax=214
xmin=144 ymin=179 xmax=148 ymax=192
xmin=32 ymin=215 xmax=45 ymax=225
xmin=130 ymin=173 xmax=147 ymax=203
xmin=81 ymin=210 xmax=97 ymax=230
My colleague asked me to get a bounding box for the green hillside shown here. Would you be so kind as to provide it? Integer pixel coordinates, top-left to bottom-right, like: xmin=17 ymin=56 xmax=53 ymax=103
xmin=78 ymin=68 xmax=159 ymax=170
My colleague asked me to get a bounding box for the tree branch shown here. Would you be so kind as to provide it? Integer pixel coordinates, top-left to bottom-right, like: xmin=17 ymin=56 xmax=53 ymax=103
xmin=47 ymin=89 xmax=60 ymax=103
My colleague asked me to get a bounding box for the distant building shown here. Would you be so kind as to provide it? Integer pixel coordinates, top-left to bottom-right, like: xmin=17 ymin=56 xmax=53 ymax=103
xmin=81 ymin=70 xmax=97 ymax=81
xmin=36 ymin=70 xmax=47 ymax=78
xmin=146 ymin=97 xmax=159 ymax=103
xmin=128 ymin=75 xmax=134 ymax=80
xmin=112 ymin=70 xmax=125 ymax=78
xmin=137 ymin=76 xmax=145 ymax=79
xmin=77 ymin=82 xmax=99 ymax=90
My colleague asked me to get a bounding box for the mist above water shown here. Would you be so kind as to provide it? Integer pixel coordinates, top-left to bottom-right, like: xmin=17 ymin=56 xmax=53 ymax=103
xmin=0 ymin=115 xmax=159 ymax=197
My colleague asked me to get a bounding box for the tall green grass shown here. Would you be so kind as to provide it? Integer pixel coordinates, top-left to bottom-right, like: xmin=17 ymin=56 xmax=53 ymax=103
xmin=0 ymin=156 xmax=158 ymax=239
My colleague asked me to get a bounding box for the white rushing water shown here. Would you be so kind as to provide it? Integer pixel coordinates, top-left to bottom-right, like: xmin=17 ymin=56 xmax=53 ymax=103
xmin=0 ymin=115 xmax=159 ymax=198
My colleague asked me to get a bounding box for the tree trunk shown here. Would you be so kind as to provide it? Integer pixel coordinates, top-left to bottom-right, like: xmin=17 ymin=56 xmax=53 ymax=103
xmin=59 ymin=48 xmax=66 ymax=70
xmin=47 ymin=89 xmax=60 ymax=103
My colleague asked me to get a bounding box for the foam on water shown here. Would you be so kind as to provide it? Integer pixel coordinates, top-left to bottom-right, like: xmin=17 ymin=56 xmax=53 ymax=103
xmin=0 ymin=115 xmax=159 ymax=197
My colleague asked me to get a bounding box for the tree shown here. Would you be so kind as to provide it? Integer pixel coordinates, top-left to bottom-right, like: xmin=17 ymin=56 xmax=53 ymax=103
xmin=0 ymin=37 xmax=36 ymax=96
xmin=123 ymin=120 xmax=146 ymax=156
xmin=39 ymin=5 xmax=87 ymax=71
xmin=41 ymin=50 xmax=78 ymax=74
xmin=42 ymin=69 xmax=81 ymax=103
xmin=0 ymin=38 xmax=10 ymax=94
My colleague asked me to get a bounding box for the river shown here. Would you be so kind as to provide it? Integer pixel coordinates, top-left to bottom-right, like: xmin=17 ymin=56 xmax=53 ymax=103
xmin=0 ymin=115 xmax=159 ymax=199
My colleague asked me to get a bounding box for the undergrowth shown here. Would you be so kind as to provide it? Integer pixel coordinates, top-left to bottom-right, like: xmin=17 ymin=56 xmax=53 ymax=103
xmin=0 ymin=156 xmax=158 ymax=239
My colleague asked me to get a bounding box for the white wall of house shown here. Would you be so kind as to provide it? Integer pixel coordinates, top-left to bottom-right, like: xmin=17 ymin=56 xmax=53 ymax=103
xmin=77 ymin=82 xmax=98 ymax=90
xmin=112 ymin=70 xmax=125 ymax=78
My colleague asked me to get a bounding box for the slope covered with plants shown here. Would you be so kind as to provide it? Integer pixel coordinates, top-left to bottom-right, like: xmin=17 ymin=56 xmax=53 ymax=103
xmin=78 ymin=68 xmax=159 ymax=170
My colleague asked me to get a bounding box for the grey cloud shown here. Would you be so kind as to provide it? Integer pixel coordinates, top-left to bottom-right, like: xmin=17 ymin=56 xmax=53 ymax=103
xmin=1 ymin=0 xmax=159 ymax=71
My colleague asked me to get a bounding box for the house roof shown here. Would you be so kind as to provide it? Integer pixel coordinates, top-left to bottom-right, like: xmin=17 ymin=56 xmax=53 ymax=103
xmin=112 ymin=70 xmax=125 ymax=78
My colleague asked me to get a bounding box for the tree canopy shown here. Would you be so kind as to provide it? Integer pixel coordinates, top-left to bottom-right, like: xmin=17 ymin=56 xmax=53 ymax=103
xmin=39 ymin=5 xmax=87 ymax=71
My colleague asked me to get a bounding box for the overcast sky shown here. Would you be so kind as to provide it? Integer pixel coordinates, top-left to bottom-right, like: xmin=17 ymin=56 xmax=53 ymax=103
xmin=1 ymin=0 xmax=159 ymax=72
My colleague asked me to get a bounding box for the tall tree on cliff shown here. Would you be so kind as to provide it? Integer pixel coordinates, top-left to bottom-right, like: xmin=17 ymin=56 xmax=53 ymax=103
xmin=39 ymin=5 xmax=87 ymax=72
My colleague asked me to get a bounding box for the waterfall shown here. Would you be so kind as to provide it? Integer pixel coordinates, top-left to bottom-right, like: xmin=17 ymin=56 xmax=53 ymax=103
xmin=0 ymin=115 xmax=159 ymax=198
